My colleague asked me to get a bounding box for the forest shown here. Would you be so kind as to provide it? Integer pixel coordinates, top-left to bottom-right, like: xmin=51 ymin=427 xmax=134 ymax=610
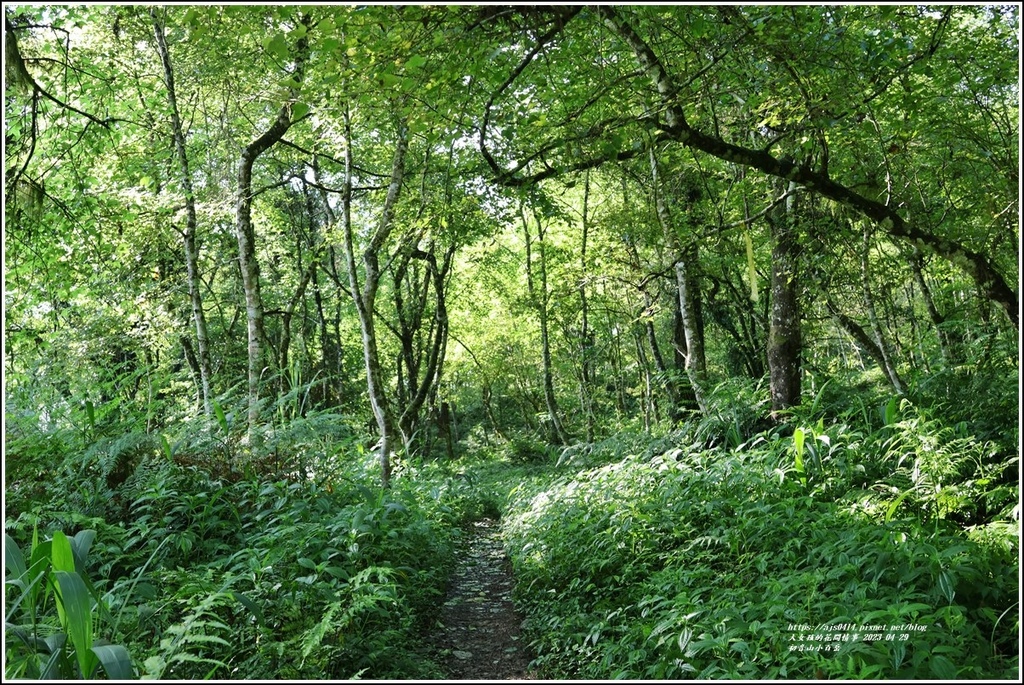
xmin=3 ymin=4 xmax=1020 ymax=680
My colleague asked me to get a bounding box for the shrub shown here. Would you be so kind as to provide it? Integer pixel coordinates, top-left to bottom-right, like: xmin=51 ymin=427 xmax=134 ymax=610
xmin=503 ymin=428 xmax=1019 ymax=680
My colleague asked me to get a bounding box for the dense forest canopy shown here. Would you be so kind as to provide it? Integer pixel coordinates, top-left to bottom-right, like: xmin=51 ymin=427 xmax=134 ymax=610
xmin=2 ymin=3 xmax=1020 ymax=681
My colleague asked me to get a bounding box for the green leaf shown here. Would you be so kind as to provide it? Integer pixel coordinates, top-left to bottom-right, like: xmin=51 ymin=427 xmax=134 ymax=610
xmin=51 ymin=531 xmax=76 ymax=574
xmin=263 ymin=34 xmax=290 ymax=59
xmin=230 ymin=591 xmax=266 ymax=627
xmin=929 ymin=654 xmax=957 ymax=679
xmin=144 ymin=654 xmax=167 ymax=679
xmin=937 ymin=570 xmax=956 ymax=604
xmin=92 ymin=644 xmax=134 ymax=680
xmin=212 ymin=399 xmax=228 ymax=433
xmin=5 ymin=533 xmax=27 ymax=580
xmin=27 ymin=537 xmax=52 ymax=610
xmin=406 ymin=54 xmax=427 ymax=70
xmin=292 ymin=101 xmax=310 ymax=119
xmin=793 ymin=428 xmax=806 ymax=485
xmin=84 ymin=400 xmax=96 ymax=428
xmin=160 ymin=433 xmax=174 ymax=460
xmin=70 ymin=529 xmax=96 ymax=574
xmin=882 ymin=396 xmax=899 ymax=425
xmin=53 ymin=570 xmax=97 ymax=678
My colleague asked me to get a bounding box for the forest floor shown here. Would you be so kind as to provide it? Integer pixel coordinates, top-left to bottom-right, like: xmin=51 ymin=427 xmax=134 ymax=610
xmin=429 ymin=518 xmax=535 ymax=680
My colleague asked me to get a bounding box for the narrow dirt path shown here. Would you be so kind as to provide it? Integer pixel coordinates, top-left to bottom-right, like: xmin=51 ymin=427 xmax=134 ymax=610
xmin=431 ymin=518 xmax=535 ymax=680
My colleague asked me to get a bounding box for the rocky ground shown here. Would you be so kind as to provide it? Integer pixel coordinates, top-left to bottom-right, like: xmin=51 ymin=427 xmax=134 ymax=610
xmin=430 ymin=518 xmax=535 ymax=680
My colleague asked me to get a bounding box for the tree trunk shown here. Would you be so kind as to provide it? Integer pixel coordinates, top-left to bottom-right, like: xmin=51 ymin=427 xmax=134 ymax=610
xmin=397 ymin=244 xmax=454 ymax=457
xmin=767 ymin=182 xmax=802 ymax=416
xmin=650 ymin=148 xmax=709 ymax=414
xmin=911 ymin=247 xmax=962 ymax=365
xmin=151 ymin=9 xmax=213 ymax=419
xmin=826 ymin=297 xmax=900 ymax=385
xmin=279 ymin=259 xmax=317 ymax=390
xmin=861 ymin=226 xmax=906 ymax=394
xmin=339 ymin=108 xmax=409 ymax=487
xmin=672 ymin=295 xmax=700 ymax=411
xmin=578 ymin=170 xmax=596 ymax=441
xmin=234 ymin=19 xmax=309 ymax=439
xmin=642 ymin=287 xmax=681 ymax=422
xmin=522 ymin=204 xmax=570 ymax=445
xmin=633 ymin=324 xmax=656 ymax=431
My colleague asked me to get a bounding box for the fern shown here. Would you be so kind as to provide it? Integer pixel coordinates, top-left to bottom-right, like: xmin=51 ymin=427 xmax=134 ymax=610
xmin=143 ymin=576 xmax=237 ymax=679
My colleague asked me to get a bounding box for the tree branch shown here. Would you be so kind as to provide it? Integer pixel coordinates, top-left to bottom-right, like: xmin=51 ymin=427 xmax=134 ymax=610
xmin=598 ymin=6 xmax=1018 ymax=328
xmin=478 ymin=6 xmax=582 ymax=182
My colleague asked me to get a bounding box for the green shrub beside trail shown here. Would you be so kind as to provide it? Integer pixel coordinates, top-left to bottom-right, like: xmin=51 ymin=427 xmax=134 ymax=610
xmin=503 ymin=419 xmax=1019 ymax=680
xmin=5 ymin=448 xmax=474 ymax=680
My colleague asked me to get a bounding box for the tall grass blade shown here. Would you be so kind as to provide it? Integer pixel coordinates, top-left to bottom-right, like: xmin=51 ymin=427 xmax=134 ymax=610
xmin=884 ymin=486 xmax=920 ymax=522
xmin=53 ymin=570 xmax=97 ymax=677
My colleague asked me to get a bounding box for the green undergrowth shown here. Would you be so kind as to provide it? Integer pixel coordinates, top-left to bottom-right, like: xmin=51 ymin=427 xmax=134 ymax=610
xmin=4 ymin=423 xmax=501 ymax=680
xmin=501 ymin=403 xmax=1019 ymax=680
xmin=5 ymin=375 xmax=1019 ymax=680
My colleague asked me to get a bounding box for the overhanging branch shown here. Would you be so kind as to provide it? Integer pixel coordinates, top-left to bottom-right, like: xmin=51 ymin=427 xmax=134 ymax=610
xmin=597 ymin=6 xmax=1018 ymax=328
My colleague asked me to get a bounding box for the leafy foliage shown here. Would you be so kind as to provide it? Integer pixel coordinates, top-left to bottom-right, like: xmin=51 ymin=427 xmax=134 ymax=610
xmin=4 ymin=3 xmax=1019 ymax=681
xmin=503 ymin=414 xmax=1019 ymax=679
xmin=5 ymin=529 xmax=135 ymax=679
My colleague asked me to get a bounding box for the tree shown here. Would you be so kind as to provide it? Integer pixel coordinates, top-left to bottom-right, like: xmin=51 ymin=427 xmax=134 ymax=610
xmin=151 ymin=8 xmax=214 ymax=419
xmin=4 ymin=4 xmax=1017 ymax=484
xmin=765 ymin=181 xmax=803 ymax=414
xmin=234 ymin=14 xmax=311 ymax=439
xmin=649 ymin=148 xmax=709 ymax=415
xmin=475 ymin=6 xmax=1017 ymax=330
xmin=523 ymin=198 xmax=572 ymax=444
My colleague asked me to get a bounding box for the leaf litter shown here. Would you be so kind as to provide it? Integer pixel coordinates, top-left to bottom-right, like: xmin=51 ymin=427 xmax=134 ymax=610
xmin=430 ymin=518 xmax=535 ymax=680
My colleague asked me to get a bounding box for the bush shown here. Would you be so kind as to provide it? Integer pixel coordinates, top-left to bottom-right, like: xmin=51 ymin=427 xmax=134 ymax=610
xmin=502 ymin=426 xmax=1019 ymax=680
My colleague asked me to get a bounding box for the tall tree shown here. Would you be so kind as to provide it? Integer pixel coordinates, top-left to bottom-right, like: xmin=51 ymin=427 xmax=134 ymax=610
xmin=649 ymin=148 xmax=709 ymax=415
xmin=234 ymin=14 xmax=310 ymax=438
xmin=521 ymin=199 xmax=570 ymax=445
xmin=577 ymin=171 xmax=597 ymax=440
xmin=477 ymin=6 xmax=1018 ymax=329
xmin=150 ymin=8 xmax=214 ymax=419
xmin=338 ymin=106 xmax=409 ymax=487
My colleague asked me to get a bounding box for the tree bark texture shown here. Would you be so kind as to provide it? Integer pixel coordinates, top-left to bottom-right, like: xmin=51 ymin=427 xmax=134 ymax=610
xmin=767 ymin=182 xmax=802 ymax=416
xmin=152 ymin=9 xmax=214 ymax=419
